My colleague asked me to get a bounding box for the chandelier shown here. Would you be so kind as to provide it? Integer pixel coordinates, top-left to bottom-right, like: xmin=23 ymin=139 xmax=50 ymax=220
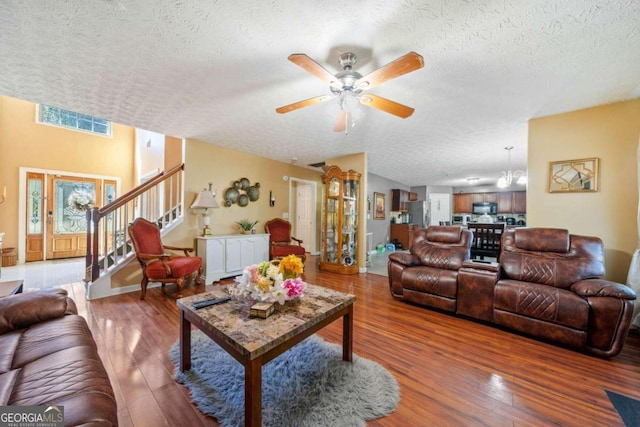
xmin=497 ymin=146 xmax=527 ymax=188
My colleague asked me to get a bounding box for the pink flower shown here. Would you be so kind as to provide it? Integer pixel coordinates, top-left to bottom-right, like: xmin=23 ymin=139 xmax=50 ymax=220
xmin=247 ymin=264 xmax=260 ymax=283
xmin=283 ymin=277 xmax=306 ymax=298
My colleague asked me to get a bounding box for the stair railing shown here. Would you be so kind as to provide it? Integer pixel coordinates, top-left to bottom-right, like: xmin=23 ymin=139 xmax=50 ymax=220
xmin=85 ymin=164 xmax=185 ymax=282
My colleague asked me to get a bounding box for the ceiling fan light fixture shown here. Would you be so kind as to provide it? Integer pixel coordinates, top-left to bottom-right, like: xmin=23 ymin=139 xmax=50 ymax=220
xmin=276 ymin=51 xmax=424 ymax=131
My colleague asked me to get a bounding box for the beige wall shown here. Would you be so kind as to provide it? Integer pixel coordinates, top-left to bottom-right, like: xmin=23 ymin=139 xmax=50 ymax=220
xmin=112 ymin=139 xmax=328 ymax=288
xmin=161 ymin=142 xmax=368 ymax=267
xmin=528 ymin=98 xmax=640 ymax=282
xmin=162 ymin=138 xmax=324 ymax=246
xmin=0 ymin=95 xmax=137 ymax=248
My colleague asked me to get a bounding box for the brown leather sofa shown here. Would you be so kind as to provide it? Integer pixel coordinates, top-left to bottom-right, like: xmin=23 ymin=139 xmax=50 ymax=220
xmin=388 ymin=226 xmax=473 ymax=312
xmin=389 ymin=226 xmax=637 ymax=357
xmin=0 ymin=288 xmax=118 ymax=426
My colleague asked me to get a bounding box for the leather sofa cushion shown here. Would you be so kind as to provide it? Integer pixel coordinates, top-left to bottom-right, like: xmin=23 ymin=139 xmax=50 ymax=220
xmin=10 ymin=316 xmax=99 ymax=369
xmin=501 ymin=229 xmax=605 ymax=289
xmin=411 ymin=227 xmax=472 ymax=271
xmin=0 ymin=289 xmax=75 ymax=335
xmin=514 ymin=228 xmax=570 ymax=252
xmin=495 ymin=279 xmax=589 ymax=330
xmin=0 ymin=370 xmax=20 ymax=405
xmin=401 ymin=266 xmax=458 ymax=299
xmin=425 ymin=226 xmax=462 ymax=244
xmin=4 ymin=315 xmax=118 ymax=426
xmin=9 ymin=346 xmax=116 ymax=426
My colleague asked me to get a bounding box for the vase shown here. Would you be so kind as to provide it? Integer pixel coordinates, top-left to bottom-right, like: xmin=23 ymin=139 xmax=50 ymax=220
xmin=242 ymin=229 xmax=253 ymax=234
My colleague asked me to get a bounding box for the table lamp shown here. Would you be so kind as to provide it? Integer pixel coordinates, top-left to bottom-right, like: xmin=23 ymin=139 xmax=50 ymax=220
xmin=191 ymin=183 xmax=219 ymax=236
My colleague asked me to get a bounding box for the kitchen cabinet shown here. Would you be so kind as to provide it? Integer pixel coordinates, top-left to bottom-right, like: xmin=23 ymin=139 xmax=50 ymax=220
xmin=497 ymin=192 xmax=512 ymax=214
xmin=196 ymin=234 xmax=269 ymax=284
xmin=390 ymin=223 xmax=414 ymax=250
xmin=453 ymin=193 xmax=473 ymax=213
xmin=472 ymin=192 xmax=497 ymax=203
xmin=484 ymin=193 xmax=497 ymax=203
xmin=455 ymin=191 xmax=526 ymax=214
xmin=391 ymin=189 xmax=410 ymax=212
xmin=497 ymin=191 xmax=526 ymax=214
xmin=512 ymin=191 xmax=526 ymax=213
xmin=320 ymin=165 xmax=361 ymax=274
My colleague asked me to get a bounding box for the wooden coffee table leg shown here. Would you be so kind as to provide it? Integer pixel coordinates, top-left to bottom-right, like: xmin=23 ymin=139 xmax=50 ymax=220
xmin=179 ymin=309 xmax=191 ymax=372
xmin=245 ymin=357 xmax=262 ymax=427
xmin=343 ymin=304 xmax=353 ymax=361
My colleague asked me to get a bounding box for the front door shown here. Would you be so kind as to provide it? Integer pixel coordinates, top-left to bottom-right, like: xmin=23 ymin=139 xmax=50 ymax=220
xmin=46 ymin=175 xmax=102 ymax=259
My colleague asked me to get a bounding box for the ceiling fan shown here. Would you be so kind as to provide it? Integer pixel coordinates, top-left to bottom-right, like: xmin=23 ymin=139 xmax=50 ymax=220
xmin=275 ymin=51 xmax=424 ymax=133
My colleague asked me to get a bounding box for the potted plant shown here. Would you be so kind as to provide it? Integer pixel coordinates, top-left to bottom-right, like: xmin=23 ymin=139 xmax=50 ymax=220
xmin=236 ymin=219 xmax=259 ymax=234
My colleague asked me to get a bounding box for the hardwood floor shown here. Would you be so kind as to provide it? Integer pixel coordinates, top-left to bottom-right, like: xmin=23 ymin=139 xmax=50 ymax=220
xmin=62 ymin=256 xmax=640 ymax=427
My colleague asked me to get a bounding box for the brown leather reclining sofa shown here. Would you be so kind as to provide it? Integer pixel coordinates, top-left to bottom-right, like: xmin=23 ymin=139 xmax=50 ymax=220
xmin=388 ymin=226 xmax=637 ymax=357
xmin=0 ymin=288 xmax=118 ymax=426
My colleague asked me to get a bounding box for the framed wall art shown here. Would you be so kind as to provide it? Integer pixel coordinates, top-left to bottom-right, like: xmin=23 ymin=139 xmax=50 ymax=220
xmin=548 ymin=157 xmax=599 ymax=193
xmin=373 ymin=192 xmax=386 ymax=220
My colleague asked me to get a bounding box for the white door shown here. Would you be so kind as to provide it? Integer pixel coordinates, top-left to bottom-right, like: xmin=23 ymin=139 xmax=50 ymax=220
xmin=296 ymin=183 xmax=313 ymax=251
xmin=429 ymin=193 xmax=451 ymax=226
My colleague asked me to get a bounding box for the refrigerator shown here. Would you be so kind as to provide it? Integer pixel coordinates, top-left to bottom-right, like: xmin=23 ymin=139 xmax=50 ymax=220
xmin=408 ymin=201 xmax=428 ymax=229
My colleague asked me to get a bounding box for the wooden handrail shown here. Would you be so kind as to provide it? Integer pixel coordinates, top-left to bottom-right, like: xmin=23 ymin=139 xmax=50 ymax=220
xmin=98 ymin=164 xmax=184 ymax=217
xmin=85 ymin=163 xmax=185 ymax=283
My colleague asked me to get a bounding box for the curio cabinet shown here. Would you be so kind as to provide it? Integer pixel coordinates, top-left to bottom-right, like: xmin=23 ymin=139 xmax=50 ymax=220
xmin=319 ymin=165 xmax=361 ymax=274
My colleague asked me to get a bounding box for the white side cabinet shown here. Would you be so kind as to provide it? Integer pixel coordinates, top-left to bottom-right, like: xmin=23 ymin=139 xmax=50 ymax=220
xmin=196 ymin=233 xmax=269 ymax=283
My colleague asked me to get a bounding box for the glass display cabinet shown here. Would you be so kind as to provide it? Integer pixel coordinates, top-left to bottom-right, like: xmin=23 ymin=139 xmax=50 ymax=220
xmin=319 ymin=165 xmax=361 ymax=274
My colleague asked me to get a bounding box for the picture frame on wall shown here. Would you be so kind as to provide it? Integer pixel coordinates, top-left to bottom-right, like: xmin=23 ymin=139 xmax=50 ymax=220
xmin=548 ymin=157 xmax=599 ymax=193
xmin=373 ymin=192 xmax=386 ymax=220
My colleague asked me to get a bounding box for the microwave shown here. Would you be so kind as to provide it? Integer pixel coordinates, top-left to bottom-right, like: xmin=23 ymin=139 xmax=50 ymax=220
xmin=472 ymin=202 xmax=497 ymax=215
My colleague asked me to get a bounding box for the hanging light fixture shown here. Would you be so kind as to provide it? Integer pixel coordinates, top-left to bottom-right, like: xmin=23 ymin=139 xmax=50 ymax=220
xmin=497 ymin=146 xmax=527 ymax=188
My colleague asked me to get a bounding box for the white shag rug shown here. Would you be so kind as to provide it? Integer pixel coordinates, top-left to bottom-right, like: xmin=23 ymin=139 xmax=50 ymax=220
xmin=169 ymin=331 xmax=400 ymax=427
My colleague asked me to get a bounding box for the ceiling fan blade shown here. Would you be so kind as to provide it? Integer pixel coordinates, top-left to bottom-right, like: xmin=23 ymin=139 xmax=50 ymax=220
xmin=360 ymin=94 xmax=415 ymax=119
xmin=333 ymin=110 xmax=348 ymax=133
xmin=288 ymin=54 xmax=337 ymax=85
xmin=355 ymin=51 xmax=424 ymax=90
xmin=276 ymin=95 xmax=333 ymax=114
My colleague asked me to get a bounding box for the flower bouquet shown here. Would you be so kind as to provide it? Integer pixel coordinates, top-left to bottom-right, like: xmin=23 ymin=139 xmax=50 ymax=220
xmin=229 ymin=254 xmax=306 ymax=305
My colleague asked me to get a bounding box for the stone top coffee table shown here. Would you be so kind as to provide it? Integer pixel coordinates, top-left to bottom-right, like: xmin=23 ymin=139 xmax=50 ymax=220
xmin=0 ymin=279 xmax=23 ymax=297
xmin=177 ymin=283 xmax=356 ymax=427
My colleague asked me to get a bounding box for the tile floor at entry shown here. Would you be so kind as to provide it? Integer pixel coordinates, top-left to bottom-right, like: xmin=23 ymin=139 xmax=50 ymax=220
xmin=0 ymin=258 xmax=85 ymax=291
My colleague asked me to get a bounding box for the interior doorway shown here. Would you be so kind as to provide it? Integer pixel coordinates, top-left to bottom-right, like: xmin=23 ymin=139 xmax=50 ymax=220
xmin=289 ymin=178 xmax=317 ymax=255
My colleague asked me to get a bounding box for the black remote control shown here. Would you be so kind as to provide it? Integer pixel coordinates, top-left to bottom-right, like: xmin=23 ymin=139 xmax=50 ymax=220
xmin=193 ymin=296 xmax=231 ymax=309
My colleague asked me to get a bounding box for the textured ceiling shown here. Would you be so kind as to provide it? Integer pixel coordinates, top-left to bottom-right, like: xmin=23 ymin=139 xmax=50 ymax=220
xmin=1 ymin=0 xmax=639 ymax=187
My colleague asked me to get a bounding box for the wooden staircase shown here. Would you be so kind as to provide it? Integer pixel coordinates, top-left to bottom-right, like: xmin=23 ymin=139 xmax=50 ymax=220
xmin=84 ymin=164 xmax=185 ymax=299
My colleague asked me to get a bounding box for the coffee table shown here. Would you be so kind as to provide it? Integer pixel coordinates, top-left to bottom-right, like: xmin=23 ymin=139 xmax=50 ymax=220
xmin=177 ymin=283 xmax=355 ymax=427
xmin=0 ymin=279 xmax=23 ymax=297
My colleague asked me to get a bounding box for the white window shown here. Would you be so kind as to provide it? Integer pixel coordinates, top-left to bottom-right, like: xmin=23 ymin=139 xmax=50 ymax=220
xmin=37 ymin=105 xmax=112 ymax=137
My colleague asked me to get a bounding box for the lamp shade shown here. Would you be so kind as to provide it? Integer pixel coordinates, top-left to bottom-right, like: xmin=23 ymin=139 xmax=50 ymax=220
xmin=191 ymin=190 xmax=219 ymax=209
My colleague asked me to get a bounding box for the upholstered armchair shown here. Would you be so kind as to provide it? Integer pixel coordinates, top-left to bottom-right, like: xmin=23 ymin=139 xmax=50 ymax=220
xmin=264 ymin=218 xmax=306 ymax=263
xmin=128 ymin=218 xmax=203 ymax=300
xmin=388 ymin=226 xmax=473 ymax=312
xmin=493 ymin=227 xmax=636 ymax=357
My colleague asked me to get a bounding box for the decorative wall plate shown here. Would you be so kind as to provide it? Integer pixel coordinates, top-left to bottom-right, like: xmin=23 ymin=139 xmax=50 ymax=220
xmin=240 ymin=177 xmax=250 ymax=190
